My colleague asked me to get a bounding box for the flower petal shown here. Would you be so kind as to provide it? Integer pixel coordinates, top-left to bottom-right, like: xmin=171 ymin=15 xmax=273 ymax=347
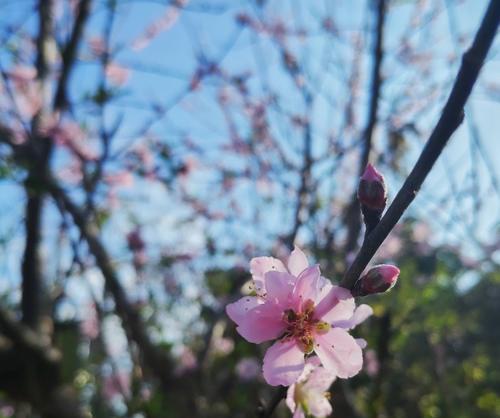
xmin=286 ymin=385 xmax=297 ymax=413
xmin=292 ymin=265 xmax=322 ymax=307
xmin=226 ymin=296 xmax=262 ymax=325
xmin=332 ymin=304 xmax=373 ymax=329
xmin=250 ymin=256 xmax=287 ymax=294
xmin=314 ymin=328 xmax=363 ymax=378
xmin=307 ymin=394 xmax=333 ymax=418
xmin=264 ymin=271 xmax=296 ymax=307
xmin=303 ymin=366 xmax=336 ymax=392
xmin=355 ymin=338 xmax=367 ymax=349
xmin=314 ymin=285 xmax=355 ymax=323
xmin=263 ymin=339 xmax=306 ymax=386
xmin=235 ymin=302 xmax=285 ymax=343
xmin=293 ymin=409 xmax=305 ymax=418
xmin=287 ymin=246 xmax=309 ymax=277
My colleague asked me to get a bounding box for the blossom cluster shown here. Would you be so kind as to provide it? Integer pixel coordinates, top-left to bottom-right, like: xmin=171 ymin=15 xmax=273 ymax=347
xmin=226 ymin=247 xmax=380 ymax=417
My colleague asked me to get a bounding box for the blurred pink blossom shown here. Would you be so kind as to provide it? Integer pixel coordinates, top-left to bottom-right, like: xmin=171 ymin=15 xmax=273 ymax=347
xmin=80 ymin=303 xmax=99 ymax=340
xmin=102 ymin=371 xmax=131 ymax=400
xmin=364 ymin=349 xmax=379 ymax=377
xmin=175 ymin=347 xmax=197 ymax=375
xmin=50 ymin=121 xmax=98 ymax=161
xmin=9 ymin=65 xmax=42 ymax=118
xmin=88 ymin=36 xmax=106 ymax=57
xmin=105 ymin=63 xmax=130 ymax=86
xmin=104 ymin=171 xmax=134 ymax=188
xmin=236 ymin=358 xmax=260 ymax=381
xmin=212 ymin=336 xmax=234 ymax=356
xmin=132 ymin=0 xmax=189 ymax=51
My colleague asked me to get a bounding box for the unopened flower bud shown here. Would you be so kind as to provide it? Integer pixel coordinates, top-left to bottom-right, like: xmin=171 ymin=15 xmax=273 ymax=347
xmin=358 ymin=163 xmax=387 ymax=211
xmin=352 ymin=264 xmax=400 ymax=297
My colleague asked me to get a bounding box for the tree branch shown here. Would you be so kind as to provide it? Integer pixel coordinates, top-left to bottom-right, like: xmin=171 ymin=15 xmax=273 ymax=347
xmin=21 ymin=0 xmax=55 ymax=327
xmin=54 ymin=0 xmax=92 ymax=110
xmin=47 ymin=179 xmax=175 ymax=391
xmin=0 ymin=308 xmax=85 ymax=418
xmin=344 ymin=0 xmax=386 ymax=255
xmin=341 ymin=0 xmax=500 ymax=289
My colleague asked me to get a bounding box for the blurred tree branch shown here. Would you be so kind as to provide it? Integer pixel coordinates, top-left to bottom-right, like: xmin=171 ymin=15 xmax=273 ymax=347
xmin=0 ymin=308 xmax=85 ymax=418
xmin=344 ymin=0 xmax=387 ymax=255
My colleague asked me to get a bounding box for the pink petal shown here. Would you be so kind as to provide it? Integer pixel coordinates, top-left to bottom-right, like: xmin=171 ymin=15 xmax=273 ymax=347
xmin=292 ymin=265 xmax=322 ymax=307
xmin=234 ymin=302 xmax=285 ymax=343
xmin=314 ymin=328 xmax=363 ymax=378
xmin=226 ymin=296 xmax=262 ymax=325
xmin=356 ymin=338 xmax=367 ymax=349
xmin=263 ymin=340 xmax=306 ymax=386
xmin=303 ymin=366 xmax=336 ymax=392
xmin=307 ymin=395 xmax=332 ymax=418
xmin=286 ymin=384 xmax=297 ymax=413
xmin=293 ymin=409 xmax=306 ymax=418
xmin=264 ymin=271 xmax=296 ymax=307
xmin=332 ymin=304 xmax=373 ymax=329
xmin=314 ymin=286 xmax=355 ymax=323
xmin=250 ymin=256 xmax=287 ymax=294
xmin=287 ymin=246 xmax=309 ymax=276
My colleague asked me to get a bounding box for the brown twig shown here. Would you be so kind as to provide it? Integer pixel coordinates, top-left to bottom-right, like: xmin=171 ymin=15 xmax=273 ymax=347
xmin=344 ymin=0 xmax=387 ymax=255
xmin=341 ymin=0 xmax=500 ymax=290
xmin=54 ymin=0 xmax=92 ymax=110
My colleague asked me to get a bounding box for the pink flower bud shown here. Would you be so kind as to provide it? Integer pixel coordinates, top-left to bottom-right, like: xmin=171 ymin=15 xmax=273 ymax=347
xmin=353 ymin=264 xmax=400 ymax=296
xmin=358 ymin=163 xmax=387 ymax=211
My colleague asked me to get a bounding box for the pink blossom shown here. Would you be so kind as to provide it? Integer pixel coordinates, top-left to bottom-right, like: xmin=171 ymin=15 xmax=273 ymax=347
xmin=236 ymin=357 xmax=260 ymax=381
xmin=102 ymin=371 xmax=131 ymax=400
xmin=50 ymin=121 xmax=98 ymax=161
xmin=213 ymin=336 xmax=234 ymax=356
xmin=226 ymin=247 xmax=372 ymax=386
xmin=286 ymin=357 xmax=336 ymax=418
xmin=88 ymin=36 xmax=106 ymax=57
xmin=131 ymin=0 xmax=188 ymax=51
xmin=9 ymin=65 xmax=42 ymax=118
xmin=80 ymin=304 xmax=99 ymax=340
xmin=364 ymin=349 xmax=379 ymax=377
xmin=105 ymin=62 xmax=130 ymax=86
xmin=175 ymin=347 xmax=197 ymax=375
xmin=104 ymin=171 xmax=134 ymax=188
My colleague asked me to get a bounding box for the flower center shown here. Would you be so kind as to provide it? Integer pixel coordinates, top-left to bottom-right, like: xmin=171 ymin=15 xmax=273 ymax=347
xmin=282 ymin=299 xmax=330 ymax=354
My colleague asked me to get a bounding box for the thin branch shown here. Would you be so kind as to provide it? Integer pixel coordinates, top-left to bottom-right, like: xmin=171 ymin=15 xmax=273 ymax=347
xmin=341 ymin=0 xmax=500 ymax=289
xmin=344 ymin=0 xmax=386 ymax=254
xmin=47 ymin=179 xmax=175 ymax=391
xmin=54 ymin=0 xmax=92 ymax=110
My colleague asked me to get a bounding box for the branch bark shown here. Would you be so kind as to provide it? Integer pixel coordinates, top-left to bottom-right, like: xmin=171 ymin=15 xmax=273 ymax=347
xmin=21 ymin=0 xmax=55 ymax=327
xmin=54 ymin=0 xmax=92 ymax=110
xmin=344 ymin=0 xmax=386 ymax=255
xmin=341 ymin=0 xmax=500 ymax=289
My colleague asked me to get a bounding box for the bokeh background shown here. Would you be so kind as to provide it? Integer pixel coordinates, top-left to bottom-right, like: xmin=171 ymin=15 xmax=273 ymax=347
xmin=0 ymin=0 xmax=499 ymax=417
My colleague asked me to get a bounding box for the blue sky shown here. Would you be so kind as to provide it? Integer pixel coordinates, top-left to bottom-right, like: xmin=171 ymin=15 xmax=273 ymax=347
xmin=0 ymin=0 xmax=498 ymax=305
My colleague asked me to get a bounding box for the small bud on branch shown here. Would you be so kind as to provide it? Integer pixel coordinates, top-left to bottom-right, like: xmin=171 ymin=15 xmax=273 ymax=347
xmin=358 ymin=163 xmax=387 ymax=211
xmin=358 ymin=163 xmax=387 ymax=235
xmin=352 ymin=264 xmax=400 ymax=297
